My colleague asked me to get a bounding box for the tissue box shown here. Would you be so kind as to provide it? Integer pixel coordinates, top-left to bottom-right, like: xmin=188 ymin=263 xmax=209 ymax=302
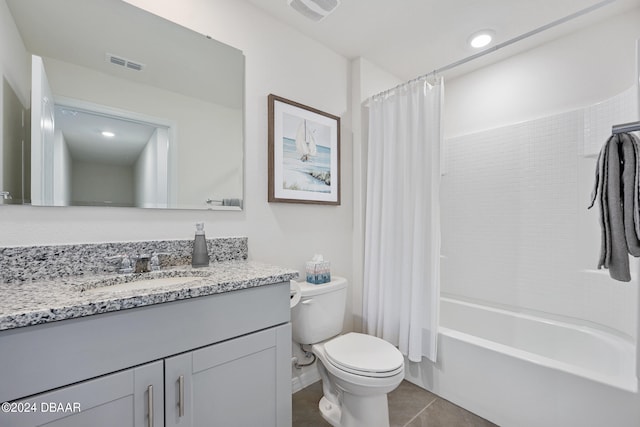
xmin=306 ymin=260 xmax=331 ymax=284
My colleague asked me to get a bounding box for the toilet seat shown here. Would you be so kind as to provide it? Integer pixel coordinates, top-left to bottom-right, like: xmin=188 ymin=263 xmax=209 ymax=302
xmin=323 ymin=332 xmax=404 ymax=378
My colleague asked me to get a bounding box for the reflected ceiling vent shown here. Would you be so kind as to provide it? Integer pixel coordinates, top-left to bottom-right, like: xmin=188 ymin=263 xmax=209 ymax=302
xmin=288 ymin=0 xmax=340 ymax=22
xmin=105 ymin=53 xmax=145 ymax=71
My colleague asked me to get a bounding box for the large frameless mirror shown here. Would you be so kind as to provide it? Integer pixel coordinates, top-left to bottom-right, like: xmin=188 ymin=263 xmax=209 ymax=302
xmin=2 ymin=0 xmax=244 ymax=210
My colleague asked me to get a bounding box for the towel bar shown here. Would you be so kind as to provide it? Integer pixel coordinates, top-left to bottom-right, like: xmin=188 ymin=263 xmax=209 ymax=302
xmin=612 ymin=121 xmax=640 ymax=134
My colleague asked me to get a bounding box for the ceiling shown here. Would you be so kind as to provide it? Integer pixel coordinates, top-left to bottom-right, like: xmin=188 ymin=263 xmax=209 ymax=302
xmin=244 ymin=0 xmax=640 ymax=81
xmin=7 ymin=0 xmax=244 ymax=109
xmin=54 ymin=106 xmax=158 ymax=166
xmin=7 ymin=0 xmax=245 ymax=169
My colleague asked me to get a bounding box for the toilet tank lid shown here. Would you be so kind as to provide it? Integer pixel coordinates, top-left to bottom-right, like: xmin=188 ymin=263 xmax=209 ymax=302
xmin=292 ymin=277 xmax=347 ymax=297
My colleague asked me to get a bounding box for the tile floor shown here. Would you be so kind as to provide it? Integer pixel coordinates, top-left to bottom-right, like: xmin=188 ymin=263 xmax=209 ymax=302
xmin=293 ymin=380 xmax=497 ymax=427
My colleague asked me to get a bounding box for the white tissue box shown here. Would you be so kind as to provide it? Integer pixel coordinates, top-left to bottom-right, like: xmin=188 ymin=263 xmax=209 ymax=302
xmin=306 ymin=260 xmax=331 ymax=284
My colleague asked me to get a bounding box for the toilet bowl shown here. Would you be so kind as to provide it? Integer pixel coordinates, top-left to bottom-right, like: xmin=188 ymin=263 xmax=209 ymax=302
xmin=291 ymin=278 xmax=404 ymax=427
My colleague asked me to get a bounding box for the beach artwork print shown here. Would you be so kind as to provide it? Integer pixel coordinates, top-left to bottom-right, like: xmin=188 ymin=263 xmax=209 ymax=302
xmin=268 ymin=95 xmax=340 ymax=205
xmin=282 ymin=113 xmax=331 ymax=193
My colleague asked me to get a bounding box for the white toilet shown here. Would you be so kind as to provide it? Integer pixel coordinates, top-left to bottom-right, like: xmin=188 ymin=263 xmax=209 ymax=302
xmin=291 ymin=277 xmax=404 ymax=427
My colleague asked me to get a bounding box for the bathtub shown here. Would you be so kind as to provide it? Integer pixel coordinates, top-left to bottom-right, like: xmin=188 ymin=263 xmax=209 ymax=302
xmin=405 ymin=296 xmax=640 ymax=427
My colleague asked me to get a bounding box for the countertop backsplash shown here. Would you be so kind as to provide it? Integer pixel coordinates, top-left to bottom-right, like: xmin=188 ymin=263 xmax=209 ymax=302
xmin=0 ymin=237 xmax=248 ymax=284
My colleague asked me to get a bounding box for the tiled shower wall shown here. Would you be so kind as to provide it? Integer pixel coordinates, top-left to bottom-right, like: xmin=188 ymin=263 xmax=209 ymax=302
xmin=441 ymin=86 xmax=639 ymax=338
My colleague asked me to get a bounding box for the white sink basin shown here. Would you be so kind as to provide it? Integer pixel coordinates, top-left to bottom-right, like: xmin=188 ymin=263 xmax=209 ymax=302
xmin=80 ymin=274 xmax=202 ymax=294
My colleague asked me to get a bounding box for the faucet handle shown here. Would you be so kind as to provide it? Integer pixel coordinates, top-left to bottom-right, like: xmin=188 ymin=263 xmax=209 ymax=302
xmin=150 ymin=252 xmax=171 ymax=271
xmin=107 ymin=254 xmax=134 ymax=274
xmin=150 ymin=253 xmax=160 ymax=271
xmin=120 ymin=255 xmax=134 ymax=274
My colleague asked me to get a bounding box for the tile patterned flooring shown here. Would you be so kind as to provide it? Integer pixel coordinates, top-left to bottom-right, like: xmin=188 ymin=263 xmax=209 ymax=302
xmin=293 ymin=380 xmax=497 ymax=427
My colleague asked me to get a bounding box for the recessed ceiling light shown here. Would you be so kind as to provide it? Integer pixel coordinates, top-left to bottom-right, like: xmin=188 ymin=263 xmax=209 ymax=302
xmin=468 ymin=30 xmax=495 ymax=49
xmin=101 ymin=131 xmax=115 ymax=138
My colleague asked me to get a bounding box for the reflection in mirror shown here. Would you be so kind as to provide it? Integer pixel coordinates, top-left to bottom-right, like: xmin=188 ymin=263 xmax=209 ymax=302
xmin=51 ymin=101 xmax=170 ymax=208
xmin=2 ymin=76 xmax=30 ymax=205
xmin=2 ymin=0 xmax=244 ymax=210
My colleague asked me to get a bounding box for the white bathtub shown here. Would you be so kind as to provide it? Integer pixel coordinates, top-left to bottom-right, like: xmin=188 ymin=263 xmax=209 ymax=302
xmin=405 ymin=296 xmax=640 ymax=427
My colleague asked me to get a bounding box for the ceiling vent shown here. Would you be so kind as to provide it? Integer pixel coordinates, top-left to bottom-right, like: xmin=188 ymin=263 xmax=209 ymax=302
xmin=106 ymin=53 xmax=145 ymax=72
xmin=288 ymin=0 xmax=340 ymax=22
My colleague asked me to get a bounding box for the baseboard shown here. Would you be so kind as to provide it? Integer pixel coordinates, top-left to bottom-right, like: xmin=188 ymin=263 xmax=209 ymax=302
xmin=291 ymin=368 xmax=321 ymax=393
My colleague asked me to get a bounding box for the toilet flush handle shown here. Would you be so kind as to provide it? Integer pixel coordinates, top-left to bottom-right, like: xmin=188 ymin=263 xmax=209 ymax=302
xmin=302 ymin=298 xmax=313 ymax=305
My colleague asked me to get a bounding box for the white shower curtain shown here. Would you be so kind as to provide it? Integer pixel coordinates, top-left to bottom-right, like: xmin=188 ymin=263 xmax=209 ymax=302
xmin=363 ymin=77 xmax=443 ymax=363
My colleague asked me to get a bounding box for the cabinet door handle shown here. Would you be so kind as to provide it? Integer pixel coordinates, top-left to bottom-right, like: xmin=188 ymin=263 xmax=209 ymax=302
xmin=178 ymin=375 xmax=185 ymax=417
xmin=147 ymin=385 xmax=154 ymax=427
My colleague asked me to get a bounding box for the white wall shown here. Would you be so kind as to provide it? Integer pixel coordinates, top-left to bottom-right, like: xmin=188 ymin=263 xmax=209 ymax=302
xmin=0 ymin=0 xmax=352 ymax=292
xmin=0 ymin=0 xmax=28 ymax=107
xmin=134 ymin=128 xmax=170 ymax=209
xmin=71 ymin=161 xmax=135 ymax=207
xmin=2 ymin=76 xmax=25 ymax=202
xmin=442 ymin=90 xmax=639 ymax=336
xmin=134 ymin=129 xmax=157 ymax=209
xmin=52 ymin=129 xmax=71 ymax=206
xmin=0 ymin=0 xmax=28 ymax=197
xmin=440 ymin=8 xmax=640 ymax=335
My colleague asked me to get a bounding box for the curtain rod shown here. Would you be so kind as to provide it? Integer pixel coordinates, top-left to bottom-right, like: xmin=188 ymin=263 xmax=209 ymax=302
xmin=369 ymin=0 xmax=617 ymax=100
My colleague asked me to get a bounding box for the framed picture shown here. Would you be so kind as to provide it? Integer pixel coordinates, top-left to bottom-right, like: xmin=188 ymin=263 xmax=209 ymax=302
xmin=268 ymin=94 xmax=340 ymax=205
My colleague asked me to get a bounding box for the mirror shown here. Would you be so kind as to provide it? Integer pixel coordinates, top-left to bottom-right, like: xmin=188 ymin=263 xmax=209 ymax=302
xmin=2 ymin=0 xmax=244 ymax=210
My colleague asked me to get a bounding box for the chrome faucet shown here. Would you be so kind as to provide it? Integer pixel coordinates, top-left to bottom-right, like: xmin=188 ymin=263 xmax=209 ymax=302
xmin=134 ymin=255 xmax=151 ymax=273
xmin=108 ymin=253 xmax=166 ymax=274
xmin=0 ymin=191 xmax=11 ymax=200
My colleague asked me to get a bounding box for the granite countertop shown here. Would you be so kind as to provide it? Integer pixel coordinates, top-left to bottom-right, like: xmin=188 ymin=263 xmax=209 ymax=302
xmin=0 ymin=261 xmax=299 ymax=331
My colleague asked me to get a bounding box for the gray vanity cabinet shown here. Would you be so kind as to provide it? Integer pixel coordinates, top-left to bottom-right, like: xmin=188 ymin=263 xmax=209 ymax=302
xmin=0 ymin=282 xmax=292 ymax=427
xmin=5 ymin=324 xmax=290 ymax=427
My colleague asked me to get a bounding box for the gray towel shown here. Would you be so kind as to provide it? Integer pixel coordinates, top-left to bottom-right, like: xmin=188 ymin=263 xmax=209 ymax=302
xmin=620 ymin=134 xmax=640 ymax=255
xmin=222 ymin=198 xmax=242 ymax=207
xmin=588 ymin=132 xmax=640 ymax=281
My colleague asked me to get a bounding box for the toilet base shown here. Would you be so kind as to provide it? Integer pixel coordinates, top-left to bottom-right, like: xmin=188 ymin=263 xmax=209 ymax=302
xmin=312 ymin=339 xmax=402 ymax=427
xmin=319 ymin=396 xmax=341 ymax=426
xmin=319 ymin=389 xmax=391 ymax=427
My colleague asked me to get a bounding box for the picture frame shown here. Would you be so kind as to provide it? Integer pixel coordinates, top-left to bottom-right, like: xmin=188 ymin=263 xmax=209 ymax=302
xmin=268 ymin=94 xmax=341 ymax=205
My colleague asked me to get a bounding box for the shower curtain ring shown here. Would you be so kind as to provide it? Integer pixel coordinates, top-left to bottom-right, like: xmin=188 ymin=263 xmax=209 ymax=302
xmin=428 ymin=70 xmax=438 ymax=85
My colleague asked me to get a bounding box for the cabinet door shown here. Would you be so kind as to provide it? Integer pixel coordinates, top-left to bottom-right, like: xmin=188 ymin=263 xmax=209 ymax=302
xmin=1 ymin=361 xmax=163 ymax=427
xmin=165 ymin=324 xmax=291 ymax=427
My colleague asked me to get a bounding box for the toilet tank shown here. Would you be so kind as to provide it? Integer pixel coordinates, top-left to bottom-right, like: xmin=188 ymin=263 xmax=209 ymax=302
xmin=291 ymin=277 xmax=347 ymax=345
